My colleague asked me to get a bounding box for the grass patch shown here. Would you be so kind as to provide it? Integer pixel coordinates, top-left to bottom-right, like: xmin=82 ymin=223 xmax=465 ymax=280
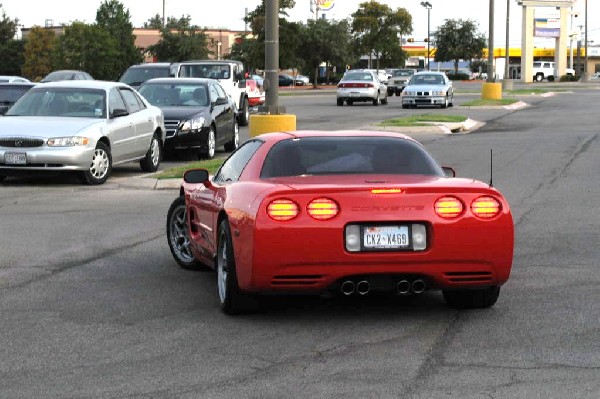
xmin=461 ymin=98 xmax=519 ymax=106
xmin=153 ymin=157 xmax=225 ymax=179
xmin=507 ymin=89 xmax=553 ymax=95
xmin=378 ymin=114 xmax=468 ymax=127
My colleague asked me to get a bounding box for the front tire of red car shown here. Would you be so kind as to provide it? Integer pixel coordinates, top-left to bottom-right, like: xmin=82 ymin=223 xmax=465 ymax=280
xmin=166 ymin=196 xmax=206 ymax=270
xmin=217 ymin=220 xmax=259 ymax=315
xmin=442 ymin=286 xmax=500 ymax=309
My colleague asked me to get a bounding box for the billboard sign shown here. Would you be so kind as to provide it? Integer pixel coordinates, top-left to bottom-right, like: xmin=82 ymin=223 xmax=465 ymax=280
xmin=315 ymin=0 xmax=335 ymax=11
xmin=534 ymin=8 xmax=560 ymax=37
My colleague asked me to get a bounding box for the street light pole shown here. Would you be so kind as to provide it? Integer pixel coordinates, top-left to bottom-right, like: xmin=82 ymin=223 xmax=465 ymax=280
xmin=420 ymin=2 xmax=432 ymax=71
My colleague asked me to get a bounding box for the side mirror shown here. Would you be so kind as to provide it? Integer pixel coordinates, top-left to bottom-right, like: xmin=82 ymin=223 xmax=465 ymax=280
xmin=442 ymin=166 xmax=456 ymax=178
xmin=183 ymin=169 xmax=210 ymax=184
xmin=0 ymin=105 xmax=9 ymax=115
xmin=213 ymin=97 xmax=229 ymax=106
xmin=111 ymin=108 xmax=129 ymax=118
xmin=235 ymin=73 xmax=243 ymax=81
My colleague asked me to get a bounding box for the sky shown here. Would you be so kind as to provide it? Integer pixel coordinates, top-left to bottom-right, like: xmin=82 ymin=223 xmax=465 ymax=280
xmin=2 ymin=0 xmax=599 ymax=46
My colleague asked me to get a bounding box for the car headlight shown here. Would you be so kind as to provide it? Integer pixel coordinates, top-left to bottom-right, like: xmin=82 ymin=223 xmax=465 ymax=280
xmin=401 ymin=91 xmax=412 ymax=96
xmin=180 ymin=117 xmax=205 ymax=132
xmin=47 ymin=137 xmax=90 ymax=147
xmin=432 ymin=90 xmax=446 ymax=96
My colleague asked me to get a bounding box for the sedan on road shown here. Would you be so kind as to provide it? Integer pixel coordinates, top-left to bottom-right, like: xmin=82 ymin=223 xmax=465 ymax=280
xmin=167 ymin=130 xmax=514 ymax=314
xmin=336 ymin=70 xmax=388 ymax=106
xmin=401 ymin=71 xmax=454 ymax=109
xmin=0 ymin=80 xmax=165 ymax=184
xmin=138 ymin=78 xmax=238 ymax=159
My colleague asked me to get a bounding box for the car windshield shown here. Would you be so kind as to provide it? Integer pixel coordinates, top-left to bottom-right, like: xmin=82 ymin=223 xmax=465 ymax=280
xmin=409 ymin=74 xmax=444 ymax=85
xmin=138 ymin=83 xmax=209 ymax=107
xmin=393 ymin=70 xmax=414 ymax=77
xmin=5 ymin=88 xmax=106 ymax=118
xmin=261 ymin=137 xmax=444 ymax=178
xmin=342 ymin=72 xmax=374 ymax=81
xmin=119 ymin=66 xmax=171 ymax=86
xmin=178 ymin=64 xmax=231 ymax=80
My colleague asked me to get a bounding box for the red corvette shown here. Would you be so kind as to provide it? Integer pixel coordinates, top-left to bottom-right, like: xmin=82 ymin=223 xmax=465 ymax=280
xmin=167 ymin=130 xmax=514 ymax=314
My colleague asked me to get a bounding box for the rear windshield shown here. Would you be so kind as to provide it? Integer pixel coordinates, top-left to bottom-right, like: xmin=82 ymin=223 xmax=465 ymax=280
xmin=119 ymin=66 xmax=172 ymax=86
xmin=260 ymin=137 xmax=444 ymax=178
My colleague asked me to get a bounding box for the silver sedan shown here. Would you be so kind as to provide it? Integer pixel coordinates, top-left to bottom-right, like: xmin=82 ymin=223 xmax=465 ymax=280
xmin=401 ymin=71 xmax=454 ymax=109
xmin=336 ymin=70 xmax=388 ymax=106
xmin=0 ymin=80 xmax=165 ymax=184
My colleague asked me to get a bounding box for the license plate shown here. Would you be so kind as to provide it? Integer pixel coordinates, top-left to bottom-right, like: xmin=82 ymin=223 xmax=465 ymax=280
xmin=4 ymin=152 xmax=27 ymax=165
xmin=363 ymin=225 xmax=409 ymax=249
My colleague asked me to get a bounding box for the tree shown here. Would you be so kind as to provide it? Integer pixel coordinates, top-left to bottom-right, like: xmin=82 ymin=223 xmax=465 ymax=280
xmin=95 ymin=0 xmax=143 ymax=79
xmin=351 ymin=1 xmax=412 ymax=69
xmin=228 ymin=35 xmax=263 ymax=72
xmin=52 ymin=22 xmax=120 ymax=80
xmin=22 ymin=27 xmax=56 ymax=80
xmin=0 ymin=4 xmax=24 ymax=76
xmin=298 ymin=18 xmax=353 ymax=87
xmin=433 ymin=19 xmax=486 ymax=74
xmin=147 ymin=18 xmax=210 ymax=62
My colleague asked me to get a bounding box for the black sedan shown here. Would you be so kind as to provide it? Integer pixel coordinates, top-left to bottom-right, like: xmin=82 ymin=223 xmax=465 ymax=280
xmin=0 ymin=82 xmax=36 ymax=115
xmin=138 ymin=78 xmax=238 ymax=159
xmin=278 ymin=74 xmax=295 ymax=87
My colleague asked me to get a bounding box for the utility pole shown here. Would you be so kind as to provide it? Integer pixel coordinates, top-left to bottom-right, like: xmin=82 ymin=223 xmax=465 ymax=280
xmin=162 ymin=0 xmax=166 ymax=28
xmin=584 ymin=0 xmax=588 ymax=80
xmin=487 ymin=0 xmax=495 ymax=82
xmin=504 ymin=0 xmax=510 ymax=81
xmin=263 ymin=0 xmax=283 ymax=114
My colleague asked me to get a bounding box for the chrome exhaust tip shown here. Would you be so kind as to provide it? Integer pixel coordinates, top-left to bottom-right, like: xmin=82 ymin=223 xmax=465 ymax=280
xmin=340 ymin=280 xmax=355 ymax=296
xmin=412 ymin=279 xmax=426 ymax=295
xmin=356 ymin=280 xmax=370 ymax=295
xmin=396 ymin=280 xmax=411 ymax=295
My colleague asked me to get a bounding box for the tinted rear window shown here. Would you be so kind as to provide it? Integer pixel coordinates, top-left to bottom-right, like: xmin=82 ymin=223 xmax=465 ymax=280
xmin=261 ymin=137 xmax=443 ymax=178
xmin=119 ymin=66 xmax=172 ymax=86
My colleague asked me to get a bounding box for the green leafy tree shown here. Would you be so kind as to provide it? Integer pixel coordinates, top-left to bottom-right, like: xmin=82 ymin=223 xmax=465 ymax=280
xmin=22 ymin=26 xmax=56 ymax=80
xmin=0 ymin=4 xmax=24 ymax=75
xmin=143 ymin=14 xmax=163 ymax=29
xmin=143 ymin=14 xmax=196 ymax=30
xmin=147 ymin=18 xmax=210 ymax=62
xmin=298 ymin=18 xmax=353 ymax=87
xmin=53 ymin=22 xmax=120 ymax=80
xmin=433 ymin=19 xmax=486 ymax=74
xmin=243 ymin=0 xmax=301 ymax=70
xmin=227 ymin=35 xmax=263 ymax=72
xmin=95 ymin=0 xmax=143 ymax=79
xmin=351 ymin=1 xmax=412 ymax=69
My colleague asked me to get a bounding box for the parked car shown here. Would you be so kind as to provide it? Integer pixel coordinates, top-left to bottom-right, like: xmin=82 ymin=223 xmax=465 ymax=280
xmin=387 ymin=69 xmax=415 ymax=96
xmin=250 ymin=74 xmax=264 ymax=89
xmin=138 ymin=78 xmax=238 ymax=159
xmin=118 ymin=62 xmax=175 ymax=89
xmin=590 ymin=72 xmax=600 ymax=81
xmin=166 ymin=130 xmax=514 ymax=314
xmin=0 ymin=76 xmax=31 ymax=83
xmin=336 ymin=69 xmax=388 ymax=106
xmin=294 ymin=75 xmax=310 ymax=86
xmin=401 ymin=71 xmax=454 ymax=109
xmin=0 ymin=80 xmax=165 ymax=184
xmin=278 ymin=74 xmax=295 ymax=87
xmin=40 ymin=70 xmax=94 ymax=83
xmin=0 ymin=82 xmax=36 ymax=115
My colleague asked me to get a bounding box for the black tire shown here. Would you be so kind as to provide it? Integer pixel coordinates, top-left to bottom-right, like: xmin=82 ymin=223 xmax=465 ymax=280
xmin=535 ymin=74 xmax=544 ymax=82
xmin=402 ymin=104 xmax=409 ymax=109
xmin=140 ymin=134 xmax=162 ymax=172
xmin=441 ymin=98 xmax=448 ymax=109
xmin=442 ymin=286 xmax=501 ymax=309
xmin=82 ymin=141 xmax=111 ymax=185
xmin=224 ymin=118 xmax=239 ymax=152
xmin=337 ymin=98 xmax=344 ymax=106
xmin=0 ymin=173 xmax=6 ymax=182
xmin=372 ymin=94 xmax=379 ymax=106
xmin=166 ymin=196 xmax=206 ymax=270
xmin=381 ymin=96 xmax=388 ymax=105
xmin=547 ymin=75 xmax=555 ymax=82
xmin=199 ymin=126 xmax=216 ymax=160
xmin=347 ymin=100 xmax=353 ymax=106
xmin=217 ymin=219 xmax=259 ymax=315
xmin=238 ymin=98 xmax=249 ymax=126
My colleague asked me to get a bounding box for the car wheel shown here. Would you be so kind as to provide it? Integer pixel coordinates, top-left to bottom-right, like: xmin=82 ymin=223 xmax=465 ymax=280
xmin=224 ymin=118 xmax=239 ymax=152
xmin=535 ymin=74 xmax=544 ymax=82
xmin=140 ymin=134 xmax=161 ymax=172
xmin=402 ymin=104 xmax=409 ymax=109
xmin=547 ymin=75 xmax=555 ymax=82
xmin=0 ymin=173 xmax=6 ymax=182
xmin=238 ymin=98 xmax=249 ymax=126
xmin=337 ymin=98 xmax=344 ymax=106
xmin=199 ymin=126 xmax=216 ymax=159
xmin=442 ymin=286 xmax=501 ymax=309
xmin=217 ymin=219 xmax=259 ymax=315
xmin=82 ymin=141 xmax=111 ymax=185
xmin=347 ymin=100 xmax=353 ymax=106
xmin=166 ymin=196 xmax=205 ymax=270
xmin=441 ymin=98 xmax=448 ymax=109
xmin=372 ymin=93 xmax=379 ymax=106
xmin=381 ymin=96 xmax=388 ymax=105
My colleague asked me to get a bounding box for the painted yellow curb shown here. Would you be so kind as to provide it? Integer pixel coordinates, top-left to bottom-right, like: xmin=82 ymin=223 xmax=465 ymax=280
xmin=249 ymin=114 xmax=297 ymax=137
xmin=481 ymin=82 xmax=502 ymax=100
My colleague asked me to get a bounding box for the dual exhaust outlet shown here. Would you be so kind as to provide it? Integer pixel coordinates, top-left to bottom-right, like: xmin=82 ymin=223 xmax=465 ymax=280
xmin=340 ymin=279 xmax=426 ymax=296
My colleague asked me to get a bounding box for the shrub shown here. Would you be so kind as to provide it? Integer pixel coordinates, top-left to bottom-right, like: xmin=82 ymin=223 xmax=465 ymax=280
xmin=447 ymin=72 xmax=471 ymax=81
xmin=559 ymin=74 xmax=579 ymax=82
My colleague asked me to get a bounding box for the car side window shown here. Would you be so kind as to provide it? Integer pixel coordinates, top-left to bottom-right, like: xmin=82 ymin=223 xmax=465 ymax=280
xmin=213 ymin=140 xmax=263 ymax=183
xmin=120 ymin=88 xmax=142 ymax=113
xmin=109 ymin=88 xmax=127 ymax=114
xmin=214 ymin=83 xmax=227 ymax=100
xmin=208 ymin=84 xmax=219 ymax=103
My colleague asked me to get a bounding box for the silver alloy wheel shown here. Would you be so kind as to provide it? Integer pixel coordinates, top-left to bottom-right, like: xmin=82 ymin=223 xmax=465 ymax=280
xmin=150 ymin=138 xmax=160 ymax=166
xmin=168 ymin=204 xmax=195 ymax=263
xmin=217 ymin=235 xmax=228 ymax=304
xmin=89 ymin=147 xmax=109 ymax=180
xmin=207 ymin=128 xmax=216 ymax=158
xmin=233 ymin=120 xmax=239 ymax=149
xmin=243 ymin=101 xmax=249 ymax=122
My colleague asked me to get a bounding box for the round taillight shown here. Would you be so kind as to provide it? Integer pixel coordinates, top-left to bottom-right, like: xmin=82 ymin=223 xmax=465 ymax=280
xmin=434 ymin=196 xmax=464 ymax=219
xmin=307 ymin=198 xmax=339 ymax=220
xmin=471 ymin=196 xmax=501 ymax=219
xmin=267 ymin=199 xmax=299 ymax=221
